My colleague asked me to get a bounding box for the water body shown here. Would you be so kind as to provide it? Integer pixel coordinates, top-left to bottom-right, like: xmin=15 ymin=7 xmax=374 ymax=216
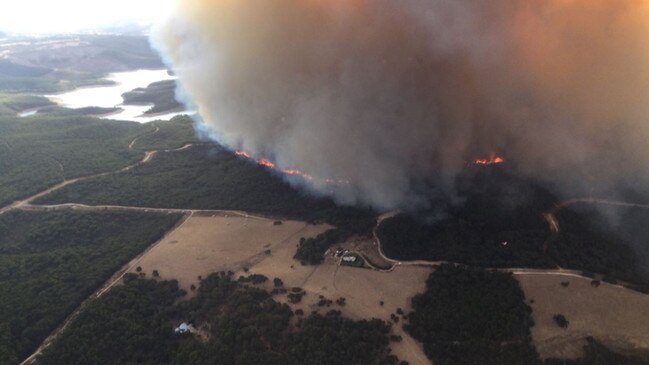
xmin=46 ymin=69 xmax=189 ymax=123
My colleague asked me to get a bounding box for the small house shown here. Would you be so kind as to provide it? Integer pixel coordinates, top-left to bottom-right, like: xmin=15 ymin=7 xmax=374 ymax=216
xmin=175 ymin=322 xmax=189 ymax=334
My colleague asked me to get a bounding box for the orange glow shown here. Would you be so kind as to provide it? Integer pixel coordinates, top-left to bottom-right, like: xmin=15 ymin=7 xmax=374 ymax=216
xmin=234 ymin=150 xmax=251 ymax=158
xmin=234 ymin=150 xmax=349 ymax=184
xmin=473 ymin=153 xmax=505 ymax=165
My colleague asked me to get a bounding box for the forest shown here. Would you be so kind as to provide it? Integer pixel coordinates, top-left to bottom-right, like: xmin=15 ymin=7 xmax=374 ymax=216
xmin=0 ymin=112 xmax=152 ymax=207
xmin=405 ymin=264 xmax=649 ymax=365
xmin=36 ymin=272 xmax=402 ymax=365
xmin=0 ymin=94 xmax=53 ymax=114
xmin=377 ymin=167 xmax=556 ymax=267
xmin=0 ymin=210 xmax=181 ymax=364
xmin=130 ymin=115 xmax=200 ymax=151
xmin=377 ymin=166 xmax=649 ymax=286
xmin=34 ymin=143 xmax=375 ymax=227
xmin=294 ymin=223 xmax=374 ymax=265
xmin=122 ymin=79 xmax=182 ymax=115
xmin=0 ymin=59 xmax=60 ymax=93
xmin=405 ymin=264 xmax=539 ymax=365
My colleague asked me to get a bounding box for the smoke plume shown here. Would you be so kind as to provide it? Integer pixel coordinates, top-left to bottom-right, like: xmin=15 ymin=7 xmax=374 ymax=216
xmin=153 ymin=0 xmax=649 ymax=211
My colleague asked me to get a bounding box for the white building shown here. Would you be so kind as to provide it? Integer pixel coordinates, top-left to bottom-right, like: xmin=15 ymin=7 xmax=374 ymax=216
xmin=175 ymin=322 xmax=189 ymax=334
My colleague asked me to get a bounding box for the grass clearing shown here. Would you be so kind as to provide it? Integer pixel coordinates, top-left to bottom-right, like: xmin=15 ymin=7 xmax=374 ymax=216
xmin=516 ymin=273 xmax=649 ymax=360
xmin=129 ymin=214 xmax=330 ymax=294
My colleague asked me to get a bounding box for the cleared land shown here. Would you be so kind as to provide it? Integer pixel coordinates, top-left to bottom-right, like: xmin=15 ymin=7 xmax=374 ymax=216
xmin=130 ymin=214 xmax=330 ymax=293
xmin=516 ymin=273 xmax=649 ymax=360
xmin=129 ymin=213 xmax=432 ymax=365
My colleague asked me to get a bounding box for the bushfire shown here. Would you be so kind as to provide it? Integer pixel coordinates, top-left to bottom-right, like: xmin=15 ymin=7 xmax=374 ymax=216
xmin=234 ymin=150 xmax=348 ymax=185
xmin=473 ymin=153 xmax=505 ymax=165
xmin=237 ymin=148 xmax=505 ymax=186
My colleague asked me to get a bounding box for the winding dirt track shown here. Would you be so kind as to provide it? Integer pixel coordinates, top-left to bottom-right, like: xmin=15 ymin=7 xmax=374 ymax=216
xmin=0 ymin=142 xmax=193 ymax=216
xmin=544 ymin=197 xmax=649 ymax=233
xmin=128 ymin=126 xmax=159 ymax=150
xmin=555 ymin=197 xmax=649 ymax=211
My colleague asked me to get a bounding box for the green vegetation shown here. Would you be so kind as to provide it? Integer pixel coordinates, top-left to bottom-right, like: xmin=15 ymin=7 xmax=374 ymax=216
xmin=0 ymin=34 xmax=164 ymax=93
xmin=377 ymin=213 xmax=555 ymax=268
xmin=0 ymin=93 xmax=53 ymax=114
xmin=0 ymin=60 xmax=59 ymax=93
xmin=35 ymin=114 xmax=374 ymax=263
xmin=35 ymin=143 xmax=375 ymax=226
xmin=122 ymin=79 xmax=182 ymax=114
xmin=553 ymin=314 xmax=569 ymax=329
xmin=340 ymin=253 xmax=365 ymax=267
xmin=377 ymin=168 xmax=648 ymax=285
xmin=238 ymin=273 xmax=269 ymax=285
xmin=405 ymin=264 xmax=539 ymax=365
xmin=0 ymin=59 xmax=51 ymax=78
xmin=130 ymin=115 xmax=199 ymax=151
xmin=84 ymin=35 xmax=164 ymax=71
xmin=20 ymin=106 xmax=122 ymax=119
xmin=37 ymin=273 xmax=398 ymax=365
xmin=548 ymin=206 xmax=647 ymax=285
xmin=0 ymin=113 xmax=151 ymax=207
xmin=0 ymin=210 xmax=182 ymax=364
xmin=36 ymin=277 xmax=185 ymax=365
xmin=70 ymin=106 xmax=121 ymax=116
xmin=377 ymin=168 xmax=557 ymax=269
xmin=295 ymin=228 xmax=365 ymax=265
xmin=0 ymin=60 xmax=105 ymax=94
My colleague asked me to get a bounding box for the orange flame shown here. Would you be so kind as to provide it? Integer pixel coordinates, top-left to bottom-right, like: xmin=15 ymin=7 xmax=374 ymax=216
xmin=234 ymin=150 xmax=252 ymax=158
xmin=473 ymin=153 xmax=505 ymax=165
xmin=234 ymin=150 xmax=349 ymax=185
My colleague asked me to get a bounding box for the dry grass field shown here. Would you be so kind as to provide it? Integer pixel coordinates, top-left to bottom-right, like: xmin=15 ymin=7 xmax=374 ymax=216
xmin=129 ymin=213 xmax=433 ymax=365
xmin=129 ymin=213 xmax=330 ymax=294
xmin=516 ymin=273 xmax=649 ymax=360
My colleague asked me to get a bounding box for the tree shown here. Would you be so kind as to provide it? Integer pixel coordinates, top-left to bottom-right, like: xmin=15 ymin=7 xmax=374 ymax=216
xmin=553 ymin=314 xmax=569 ymax=329
xmin=273 ymin=277 xmax=284 ymax=288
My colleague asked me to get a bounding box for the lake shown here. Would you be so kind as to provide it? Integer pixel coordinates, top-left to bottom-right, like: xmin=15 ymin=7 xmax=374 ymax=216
xmin=46 ymin=69 xmax=189 ymax=123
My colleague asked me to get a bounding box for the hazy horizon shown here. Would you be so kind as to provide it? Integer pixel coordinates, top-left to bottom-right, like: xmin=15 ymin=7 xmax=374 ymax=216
xmin=0 ymin=0 xmax=172 ymax=35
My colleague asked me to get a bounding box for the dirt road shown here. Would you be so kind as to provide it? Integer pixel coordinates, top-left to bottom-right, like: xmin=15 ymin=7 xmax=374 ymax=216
xmin=0 ymin=142 xmax=194 ymax=216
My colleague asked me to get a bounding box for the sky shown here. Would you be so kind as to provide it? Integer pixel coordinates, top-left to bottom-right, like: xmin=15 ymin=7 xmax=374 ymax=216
xmin=0 ymin=0 xmax=173 ymax=34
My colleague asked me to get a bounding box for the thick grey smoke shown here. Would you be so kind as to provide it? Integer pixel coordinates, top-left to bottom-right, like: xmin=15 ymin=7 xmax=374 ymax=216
xmin=153 ymin=0 xmax=649 ymax=211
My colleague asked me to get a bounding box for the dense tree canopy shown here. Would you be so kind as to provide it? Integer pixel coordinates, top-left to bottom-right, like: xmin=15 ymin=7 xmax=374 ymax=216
xmin=37 ymin=273 xmax=398 ymax=365
xmin=36 ymin=143 xmax=375 ymax=228
xmin=0 ymin=210 xmax=181 ymax=363
xmin=405 ymin=264 xmax=539 ymax=365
